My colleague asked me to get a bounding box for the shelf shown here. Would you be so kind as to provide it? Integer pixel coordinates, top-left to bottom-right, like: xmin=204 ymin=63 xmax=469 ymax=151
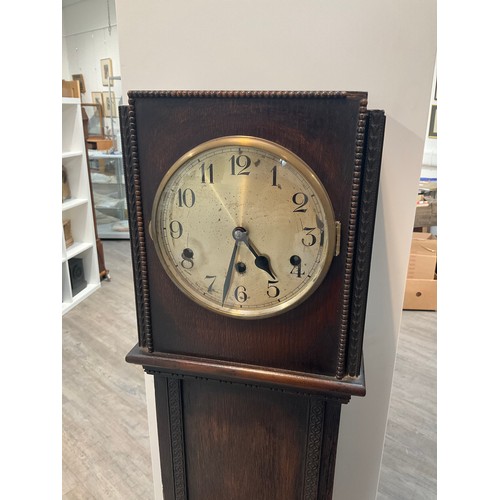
xmin=63 ymin=241 xmax=94 ymax=262
xmin=62 ymin=283 xmax=100 ymax=315
xmin=62 ymin=97 xmax=81 ymax=106
xmin=88 ymin=150 xmax=122 ymax=160
xmin=96 ymin=221 xmax=130 ymax=239
xmin=62 ymin=151 xmax=83 ymax=160
xmin=62 ymin=198 xmax=88 ymax=211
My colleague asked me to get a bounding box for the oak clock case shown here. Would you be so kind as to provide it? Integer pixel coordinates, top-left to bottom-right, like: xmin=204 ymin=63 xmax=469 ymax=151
xmin=121 ymin=91 xmax=385 ymax=500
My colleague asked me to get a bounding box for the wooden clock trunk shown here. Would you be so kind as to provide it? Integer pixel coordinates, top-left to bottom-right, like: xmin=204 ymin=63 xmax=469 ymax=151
xmin=120 ymin=91 xmax=385 ymax=499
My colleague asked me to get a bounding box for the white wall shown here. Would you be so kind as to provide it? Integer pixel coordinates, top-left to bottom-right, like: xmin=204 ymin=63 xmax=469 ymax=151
xmin=114 ymin=1 xmax=436 ymax=499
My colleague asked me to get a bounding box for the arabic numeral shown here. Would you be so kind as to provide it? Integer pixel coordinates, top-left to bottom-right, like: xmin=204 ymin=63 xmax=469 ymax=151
xmin=267 ymin=280 xmax=280 ymax=298
xmin=168 ymin=220 xmax=183 ymax=239
xmin=200 ymin=163 xmax=214 ymax=184
xmin=230 ymin=154 xmax=251 ymax=175
xmin=205 ymin=275 xmax=216 ymax=292
xmin=177 ymin=188 xmax=196 ymax=208
xmin=302 ymin=227 xmax=317 ymax=247
xmin=271 ymin=165 xmax=278 ymax=186
xmin=234 ymin=285 xmax=248 ymax=303
xmin=292 ymin=192 xmax=308 ymax=212
xmin=181 ymin=248 xmax=194 ymax=269
xmin=290 ymin=255 xmax=303 ymax=278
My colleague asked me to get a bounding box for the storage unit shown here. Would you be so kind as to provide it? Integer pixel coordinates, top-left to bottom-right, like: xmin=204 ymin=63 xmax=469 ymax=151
xmin=88 ymin=150 xmax=129 ymax=239
xmin=62 ymin=97 xmax=100 ymax=314
xmin=403 ymin=232 xmax=437 ymax=310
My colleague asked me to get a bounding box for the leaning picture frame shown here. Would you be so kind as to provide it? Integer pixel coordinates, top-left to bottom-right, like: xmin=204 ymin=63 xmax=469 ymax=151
xmin=72 ymin=74 xmax=86 ymax=94
xmin=91 ymin=91 xmax=104 ymax=108
xmin=100 ymin=58 xmax=113 ymax=86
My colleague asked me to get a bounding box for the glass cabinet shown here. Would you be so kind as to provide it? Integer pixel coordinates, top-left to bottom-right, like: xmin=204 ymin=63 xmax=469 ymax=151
xmin=88 ymin=150 xmax=129 ymax=239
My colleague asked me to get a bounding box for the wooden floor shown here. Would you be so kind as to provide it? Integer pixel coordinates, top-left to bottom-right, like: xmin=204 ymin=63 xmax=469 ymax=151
xmin=62 ymin=240 xmax=436 ymax=499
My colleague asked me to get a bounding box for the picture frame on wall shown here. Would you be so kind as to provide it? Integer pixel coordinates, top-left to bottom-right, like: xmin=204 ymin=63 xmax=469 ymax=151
xmin=100 ymin=58 xmax=114 ymax=86
xmin=428 ymin=105 xmax=437 ymax=138
xmin=104 ymin=92 xmax=118 ymax=117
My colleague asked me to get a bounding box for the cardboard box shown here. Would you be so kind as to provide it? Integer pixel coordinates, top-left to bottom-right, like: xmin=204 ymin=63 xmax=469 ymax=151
xmin=407 ymin=253 xmax=436 ymax=279
xmin=407 ymin=232 xmax=437 ymax=279
xmin=411 ymin=232 xmax=437 ymax=256
xmin=403 ymin=278 xmax=437 ymax=310
xmin=403 ymin=232 xmax=437 ymax=310
xmin=414 ymin=200 xmax=437 ymax=227
xmin=62 ymin=79 xmax=80 ymax=98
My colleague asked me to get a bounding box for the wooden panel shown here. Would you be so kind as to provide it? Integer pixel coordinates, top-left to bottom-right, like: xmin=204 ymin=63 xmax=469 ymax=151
xmin=124 ymin=91 xmax=369 ymax=377
xmin=153 ymin=373 xmax=345 ymax=500
xmin=183 ymin=379 xmax=307 ymax=500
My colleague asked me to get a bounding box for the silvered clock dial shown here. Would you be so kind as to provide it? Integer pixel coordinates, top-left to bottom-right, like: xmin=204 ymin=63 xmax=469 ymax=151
xmin=150 ymin=136 xmax=339 ymax=319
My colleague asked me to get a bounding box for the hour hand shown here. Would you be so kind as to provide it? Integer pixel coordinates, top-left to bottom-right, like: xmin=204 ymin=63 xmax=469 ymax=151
xmin=232 ymin=227 xmax=276 ymax=279
xmin=253 ymin=255 xmax=276 ymax=280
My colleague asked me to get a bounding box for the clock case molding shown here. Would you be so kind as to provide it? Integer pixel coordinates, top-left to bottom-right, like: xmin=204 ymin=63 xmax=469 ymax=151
xmin=120 ymin=91 xmax=385 ymax=499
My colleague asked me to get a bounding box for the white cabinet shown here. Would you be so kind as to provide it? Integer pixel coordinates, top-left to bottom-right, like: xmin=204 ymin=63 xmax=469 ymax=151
xmin=62 ymin=98 xmax=100 ymax=314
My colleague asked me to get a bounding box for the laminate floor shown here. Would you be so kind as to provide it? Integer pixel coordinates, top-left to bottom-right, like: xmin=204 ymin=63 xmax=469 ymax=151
xmin=62 ymin=240 xmax=153 ymax=499
xmin=376 ymin=309 xmax=437 ymax=499
xmin=62 ymin=240 xmax=436 ymax=499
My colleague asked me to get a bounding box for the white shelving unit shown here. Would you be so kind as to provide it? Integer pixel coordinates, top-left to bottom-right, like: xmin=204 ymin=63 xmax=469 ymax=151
xmin=62 ymin=97 xmax=100 ymax=315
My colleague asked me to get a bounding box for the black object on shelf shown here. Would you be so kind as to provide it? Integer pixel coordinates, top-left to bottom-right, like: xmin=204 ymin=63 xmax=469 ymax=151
xmin=69 ymin=258 xmax=87 ymax=296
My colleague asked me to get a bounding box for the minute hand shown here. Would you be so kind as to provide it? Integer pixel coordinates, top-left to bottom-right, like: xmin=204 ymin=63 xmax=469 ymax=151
xmin=222 ymin=241 xmax=239 ymax=306
xmin=239 ymin=232 xmax=276 ymax=280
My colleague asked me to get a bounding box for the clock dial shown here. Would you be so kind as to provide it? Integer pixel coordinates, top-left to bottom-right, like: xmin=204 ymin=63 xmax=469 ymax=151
xmin=151 ymin=136 xmax=337 ymax=319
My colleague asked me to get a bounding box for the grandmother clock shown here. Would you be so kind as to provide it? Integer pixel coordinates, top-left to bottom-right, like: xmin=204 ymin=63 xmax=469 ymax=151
xmin=121 ymin=91 xmax=385 ymax=500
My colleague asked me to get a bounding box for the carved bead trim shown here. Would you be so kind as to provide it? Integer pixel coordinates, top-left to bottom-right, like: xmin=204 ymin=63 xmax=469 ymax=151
xmin=303 ymin=398 xmax=325 ymax=500
xmin=127 ymin=90 xmax=356 ymax=100
xmin=122 ymin=102 xmax=153 ymax=352
xmin=336 ymin=99 xmax=368 ymax=379
xmin=167 ymin=378 xmax=187 ymax=500
xmin=346 ymin=111 xmax=385 ymax=376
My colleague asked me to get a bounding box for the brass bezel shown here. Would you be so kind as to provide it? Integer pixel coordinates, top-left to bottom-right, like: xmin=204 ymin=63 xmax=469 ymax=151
xmin=150 ymin=136 xmax=337 ymax=319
